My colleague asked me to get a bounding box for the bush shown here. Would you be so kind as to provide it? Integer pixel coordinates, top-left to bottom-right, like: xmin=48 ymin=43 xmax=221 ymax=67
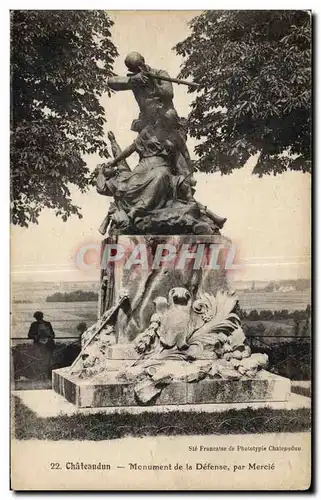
xmin=76 ymin=322 xmax=87 ymax=334
xmin=46 ymin=290 xmax=98 ymax=302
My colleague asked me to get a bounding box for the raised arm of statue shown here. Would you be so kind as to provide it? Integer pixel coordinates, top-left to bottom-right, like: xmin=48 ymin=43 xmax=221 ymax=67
xmin=108 ymin=72 xmax=149 ymax=91
xmin=107 ymin=76 xmax=133 ymax=91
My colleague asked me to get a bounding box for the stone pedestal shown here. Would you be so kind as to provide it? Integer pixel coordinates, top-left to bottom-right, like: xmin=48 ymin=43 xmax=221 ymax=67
xmin=52 ymin=367 xmax=291 ymax=408
xmin=100 ymin=234 xmax=232 ymax=342
xmin=52 ymin=233 xmax=291 ymax=410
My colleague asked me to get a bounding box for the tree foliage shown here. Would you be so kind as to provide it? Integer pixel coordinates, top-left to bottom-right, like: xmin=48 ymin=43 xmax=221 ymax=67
xmin=175 ymin=10 xmax=311 ymax=175
xmin=11 ymin=10 xmax=118 ymax=226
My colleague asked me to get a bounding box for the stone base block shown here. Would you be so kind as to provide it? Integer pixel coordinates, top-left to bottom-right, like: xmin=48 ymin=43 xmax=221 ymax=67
xmin=13 ymin=389 xmax=310 ymax=418
xmin=52 ymin=367 xmax=291 ymax=408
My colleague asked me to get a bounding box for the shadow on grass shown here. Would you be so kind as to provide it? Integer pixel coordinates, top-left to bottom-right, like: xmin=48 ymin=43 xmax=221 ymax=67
xmin=12 ymin=396 xmax=311 ymax=441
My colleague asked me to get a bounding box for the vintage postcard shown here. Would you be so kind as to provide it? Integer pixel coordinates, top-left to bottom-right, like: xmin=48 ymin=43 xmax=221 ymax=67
xmin=10 ymin=10 xmax=311 ymax=491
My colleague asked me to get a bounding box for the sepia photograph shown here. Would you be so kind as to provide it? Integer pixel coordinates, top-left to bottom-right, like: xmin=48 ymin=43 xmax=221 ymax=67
xmin=10 ymin=9 xmax=311 ymax=491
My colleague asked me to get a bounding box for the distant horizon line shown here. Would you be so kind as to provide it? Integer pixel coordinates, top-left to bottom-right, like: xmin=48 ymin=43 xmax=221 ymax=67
xmin=11 ymin=277 xmax=311 ymax=284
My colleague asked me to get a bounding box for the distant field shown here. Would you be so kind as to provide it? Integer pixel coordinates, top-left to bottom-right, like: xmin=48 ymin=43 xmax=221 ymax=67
xmin=237 ymin=290 xmax=311 ymax=312
xmin=11 ymin=282 xmax=311 ymax=339
xmin=11 ymin=301 xmax=98 ymax=338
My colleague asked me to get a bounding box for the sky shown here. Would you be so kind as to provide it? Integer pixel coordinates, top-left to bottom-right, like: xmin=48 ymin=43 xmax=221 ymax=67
xmin=10 ymin=11 xmax=311 ymax=283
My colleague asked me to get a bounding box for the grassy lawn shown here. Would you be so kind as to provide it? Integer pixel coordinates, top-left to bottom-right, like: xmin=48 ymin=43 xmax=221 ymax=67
xmin=12 ymin=396 xmax=311 ymax=441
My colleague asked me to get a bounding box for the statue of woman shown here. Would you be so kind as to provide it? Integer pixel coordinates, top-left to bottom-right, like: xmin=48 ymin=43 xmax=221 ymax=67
xmin=96 ymin=109 xmax=195 ymax=226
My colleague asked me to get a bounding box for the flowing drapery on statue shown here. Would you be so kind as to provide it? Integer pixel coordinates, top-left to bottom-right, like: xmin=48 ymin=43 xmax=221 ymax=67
xmin=96 ymin=111 xmax=226 ymax=235
xmin=97 ymin=120 xmax=179 ymax=219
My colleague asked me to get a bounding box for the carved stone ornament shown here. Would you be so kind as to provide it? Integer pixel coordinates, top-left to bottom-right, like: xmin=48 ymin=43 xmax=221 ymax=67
xmin=71 ymin=288 xmax=268 ymax=405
